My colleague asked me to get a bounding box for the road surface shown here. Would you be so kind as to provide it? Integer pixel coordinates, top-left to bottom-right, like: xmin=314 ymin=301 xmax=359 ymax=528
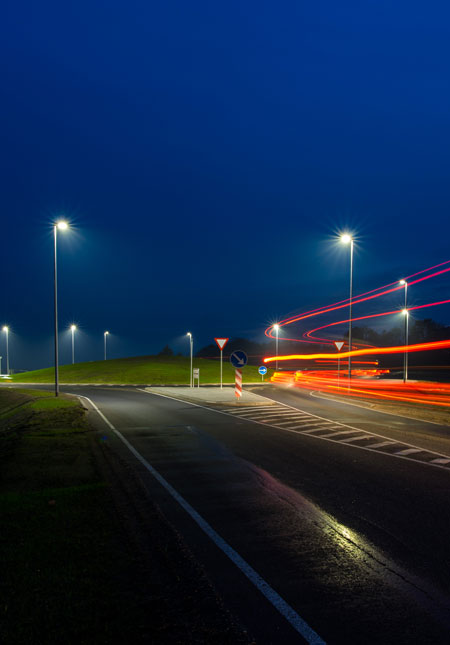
xmin=19 ymin=384 xmax=450 ymax=643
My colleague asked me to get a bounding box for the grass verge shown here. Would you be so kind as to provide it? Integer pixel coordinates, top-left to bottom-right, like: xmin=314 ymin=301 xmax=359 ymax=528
xmin=0 ymin=388 xmax=250 ymax=644
xmin=11 ymin=355 xmax=272 ymax=385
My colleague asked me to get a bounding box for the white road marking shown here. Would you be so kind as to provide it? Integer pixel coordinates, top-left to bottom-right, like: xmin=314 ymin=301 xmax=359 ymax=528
xmin=430 ymin=458 xmax=450 ymax=464
xmin=319 ymin=430 xmax=361 ymax=440
xmin=395 ymin=448 xmax=423 ymax=456
xmin=365 ymin=441 xmax=396 ymax=450
xmin=341 ymin=435 xmax=372 ymax=443
xmin=77 ymin=394 xmax=326 ymax=645
xmin=138 ymin=389 xmax=450 ymax=473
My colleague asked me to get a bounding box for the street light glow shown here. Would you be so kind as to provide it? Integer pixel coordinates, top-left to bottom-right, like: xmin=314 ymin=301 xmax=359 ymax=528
xmin=187 ymin=331 xmax=192 ymax=337
xmin=273 ymin=324 xmax=279 ymax=331
xmin=340 ymin=233 xmax=352 ymax=244
xmin=104 ymin=330 xmax=109 ymax=335
xmin=70 ymin=324 xmax=77 ymax=331
xmin=56 ymin=220 xmax=69 ymax=230
xmin=399 ymin=279 xmax=406 ymax=285
xmin=402 ymin=309 xmax=409 ymax=316
xmin=2 ymin=326 xmax=8 ymax=332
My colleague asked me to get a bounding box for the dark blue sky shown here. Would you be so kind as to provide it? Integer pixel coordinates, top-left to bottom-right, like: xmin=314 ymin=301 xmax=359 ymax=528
xmin=2 ymin=1 xmax=450 ymax=370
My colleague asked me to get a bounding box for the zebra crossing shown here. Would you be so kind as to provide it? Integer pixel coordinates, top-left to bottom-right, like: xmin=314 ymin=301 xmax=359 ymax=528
xmin=218 ymin=402 xmax=450 ymax=472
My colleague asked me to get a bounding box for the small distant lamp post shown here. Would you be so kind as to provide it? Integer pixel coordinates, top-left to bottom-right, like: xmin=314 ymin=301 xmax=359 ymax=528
xmin=340 ymin=234 xmax=354 ymax=380
xmin=273 ymin=324 xmax=280 ymax=370
xmin=2 ymin=326 xmax=9 ymax=375
xmin=54 ymin=220 xmax=69 ymax=396
xmin=70 ymin=325 xmax=77 ymax=364
xmin=104 ymin=331 xmax=109 ymax=361
xmin=187 ymin=332 xmax=193 ymax=387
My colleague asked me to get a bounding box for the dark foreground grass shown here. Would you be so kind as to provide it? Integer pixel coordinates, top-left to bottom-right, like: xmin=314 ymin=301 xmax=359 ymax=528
xmin=0 ymin=388 xmax=251 ymax=644
xmin=0 ymin=388 xmax=147 ymax=643
xmin=12 ymin=354 xmax=272 ymax=384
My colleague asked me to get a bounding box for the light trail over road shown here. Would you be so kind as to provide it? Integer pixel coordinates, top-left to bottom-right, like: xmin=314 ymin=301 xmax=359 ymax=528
xmin=264 ymin=259 xmax=450 ymax=406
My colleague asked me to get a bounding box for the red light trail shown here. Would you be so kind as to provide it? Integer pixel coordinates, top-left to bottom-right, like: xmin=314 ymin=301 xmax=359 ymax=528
xmin=264 ymin=260 xmax=450 ymax=407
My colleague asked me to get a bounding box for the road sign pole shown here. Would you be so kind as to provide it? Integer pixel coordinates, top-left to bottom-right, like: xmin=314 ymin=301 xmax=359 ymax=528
xmin=220 ymin=349 xmax=223 ymax=389
xmin=338 ymin=357 xmax=340 ymax=388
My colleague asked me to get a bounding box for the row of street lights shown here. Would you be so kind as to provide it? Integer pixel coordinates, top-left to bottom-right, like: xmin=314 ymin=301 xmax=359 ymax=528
xmin=271 ymin=233 xmax=410 ymax=383
xmin=69 ymin=326 xmax=110 ymax=364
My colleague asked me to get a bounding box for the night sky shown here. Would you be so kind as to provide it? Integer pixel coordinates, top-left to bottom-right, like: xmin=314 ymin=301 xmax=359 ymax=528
xmin=2 ymin=1 xmax=450 ymax=370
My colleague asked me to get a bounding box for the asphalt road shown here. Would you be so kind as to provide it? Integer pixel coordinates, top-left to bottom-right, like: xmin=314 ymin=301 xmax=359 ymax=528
xmin=21 ymin=384 xmax=450 ymax=643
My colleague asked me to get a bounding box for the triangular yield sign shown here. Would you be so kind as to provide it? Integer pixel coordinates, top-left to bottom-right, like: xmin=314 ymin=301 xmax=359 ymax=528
xmin=334 ymin=341 xmax=345 ymax=351
xmin=215 ymin=338 xmax=229 ymax=350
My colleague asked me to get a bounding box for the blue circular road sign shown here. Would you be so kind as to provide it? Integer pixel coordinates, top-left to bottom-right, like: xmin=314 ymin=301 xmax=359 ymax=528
xmin=258 ymin=366 xmax=268 ymax=375
xmin=230 ymin=350 xmax=248 ymax=368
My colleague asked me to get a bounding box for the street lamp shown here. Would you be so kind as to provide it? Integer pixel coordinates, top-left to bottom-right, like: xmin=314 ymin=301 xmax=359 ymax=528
xmin=340 ymin=234 xmax=354 ymax=381
xmin=104 ymin=331 xmax=109 ymax=361
xmin=273 ymin=324 xmax=280 ymax=370
xmin=2 ymin=326 xmax=9 ymax=375
xmin=400 ymin=279 xmax=409 ymax=383
xmin=187 ymin=332 xmax=193 ymax=387
xmin=54 ymin=220 xmax=69 ymax=396
xmin=70 ymin=325 xmax=77 ymax=364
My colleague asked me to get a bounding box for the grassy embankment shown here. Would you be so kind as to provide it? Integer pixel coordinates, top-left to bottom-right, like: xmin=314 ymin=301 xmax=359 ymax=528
xmin=0 ymin=388 xmax=250 ymax=643
xmin=12 ymin=355 xmax=272 ymax=384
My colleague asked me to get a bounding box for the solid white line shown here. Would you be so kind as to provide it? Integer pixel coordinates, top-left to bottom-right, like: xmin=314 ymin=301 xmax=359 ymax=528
xmin=77 ymin=393 xmax=325 ymax=645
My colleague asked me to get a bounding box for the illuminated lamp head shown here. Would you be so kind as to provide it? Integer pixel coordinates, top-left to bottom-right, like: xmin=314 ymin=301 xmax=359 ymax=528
xmin=402 ymin=309 xmax=409 ymax=316
xmin=340 ymin=233 xmax=352 ymax=244
xmin=56 ymin=220 xmax=69 ymax=230
xmin=399 ymin=279 xmax=406 ymax=285
xmin=70 ymin=324 xmax=77 ymax=331
xmin=2 ymin=326 xmax=8 ymax=332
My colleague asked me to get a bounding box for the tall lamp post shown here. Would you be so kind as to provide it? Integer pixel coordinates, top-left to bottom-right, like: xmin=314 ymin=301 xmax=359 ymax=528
xmin=273 ymin=324 xmax=280 ymax=370
xmin=340 ymin=234 xmax=354 ymax=381
xmin=70 ymin=325 xmax=77 ymax=364
xmin=104 ymin=331 xmax=109 ymax=361
xmin=400 ymin=280 xmax=409 ymax=383
xmin=2 ymin=326 xmax=9 ymax=375
xmin=54 ymin=220 xmax=69 ymax=397
xmin=187 ymin=332 xmax=193 ymax=387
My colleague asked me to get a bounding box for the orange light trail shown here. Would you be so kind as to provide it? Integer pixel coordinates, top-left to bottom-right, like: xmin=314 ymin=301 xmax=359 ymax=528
xmin=270 ymin=371 xmax=450 ymax=408
xmin=264 ymin=339 xmax=450 ymax=363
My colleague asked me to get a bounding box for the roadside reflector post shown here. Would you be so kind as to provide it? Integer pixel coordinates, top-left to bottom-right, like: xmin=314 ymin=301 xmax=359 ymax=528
xmin=235 ymin=369 xmax=242 ymax=400
xmin=230 ymin=350 xmax=247 ymax=401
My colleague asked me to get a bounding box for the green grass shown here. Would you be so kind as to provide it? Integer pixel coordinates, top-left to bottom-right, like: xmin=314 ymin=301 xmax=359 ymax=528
xmin=12 ymin=355 xmax=273 ymax=384
xmin=0 ymin=388 xmax=156 ymax=643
